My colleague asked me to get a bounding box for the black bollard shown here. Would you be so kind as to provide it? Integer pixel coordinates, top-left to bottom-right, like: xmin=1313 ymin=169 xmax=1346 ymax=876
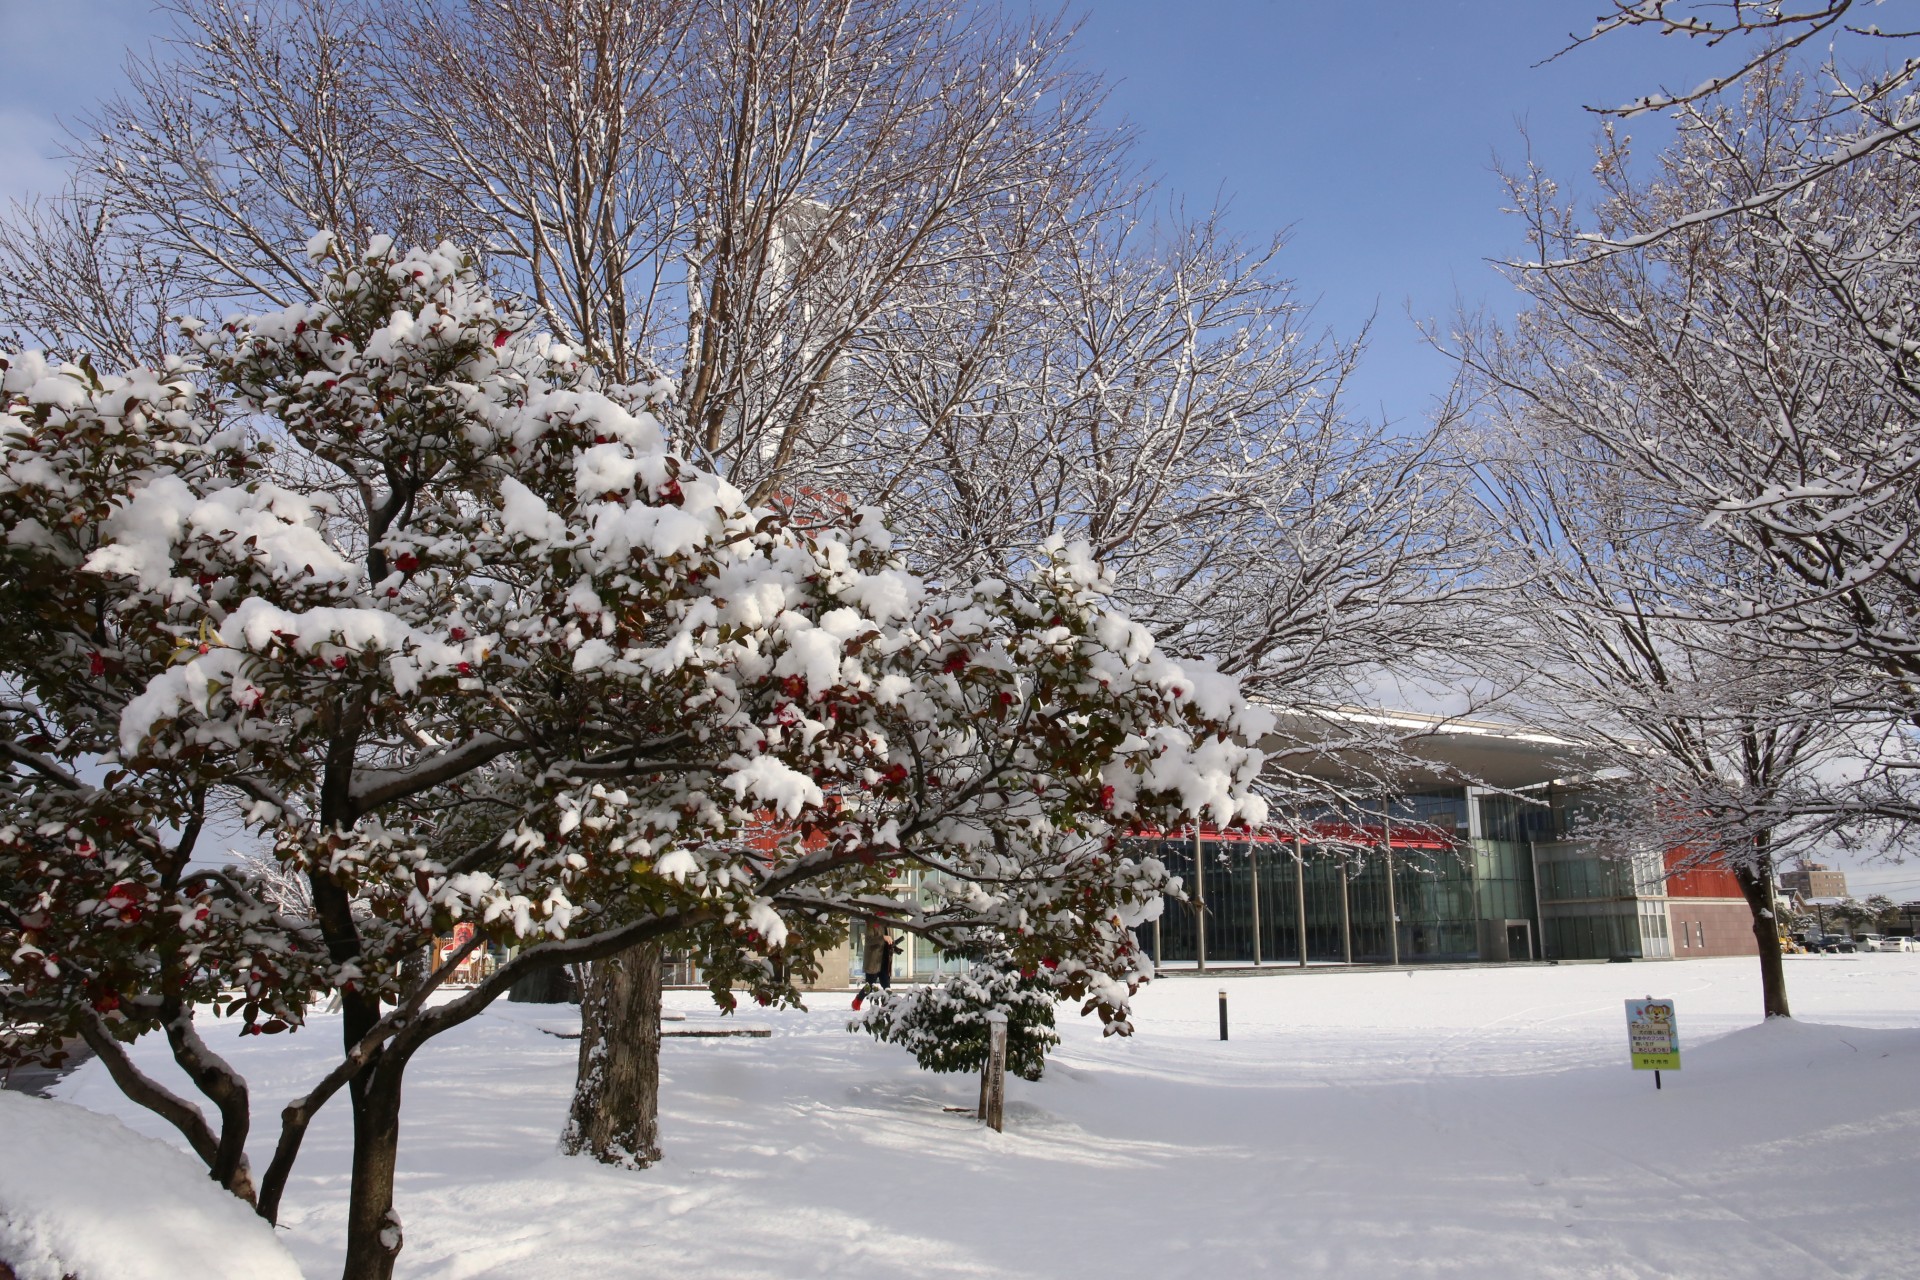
xmin=1218 ymin=988 xmax=1229 ymax=1041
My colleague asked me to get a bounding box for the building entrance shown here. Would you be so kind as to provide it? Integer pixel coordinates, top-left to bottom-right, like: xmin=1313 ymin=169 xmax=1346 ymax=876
xmin=1505 ymin=921 xmax=1533 ymax=961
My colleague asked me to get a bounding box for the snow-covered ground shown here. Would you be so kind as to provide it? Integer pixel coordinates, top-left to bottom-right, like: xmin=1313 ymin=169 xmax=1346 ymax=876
xmin=35 ymin=954 xmax=1920 ymax=1279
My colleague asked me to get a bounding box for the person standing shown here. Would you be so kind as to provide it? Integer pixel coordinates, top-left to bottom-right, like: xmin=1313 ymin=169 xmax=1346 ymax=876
xmin=856 ymin=927 xmax=902 ymax=1007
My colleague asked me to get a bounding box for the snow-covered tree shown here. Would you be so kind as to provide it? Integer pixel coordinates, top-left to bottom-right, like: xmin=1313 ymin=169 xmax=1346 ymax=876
xmin=1472 ymin=422 xmax=1873 ymax=1017
xmin=842 ymin=207 xmax=1499 ymax=802
xmin=1467 ymin=65 xmax=1920 ymax=833
xmin=0 ymin=238 xmax=1270 ymax=1280
xmin=851 ymin=933 xmax=1061 ymax=1081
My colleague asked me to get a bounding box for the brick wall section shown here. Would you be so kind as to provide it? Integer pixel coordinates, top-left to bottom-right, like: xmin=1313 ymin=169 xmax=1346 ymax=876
xmin=1667 ymin=899 xmax=1757 ymax=957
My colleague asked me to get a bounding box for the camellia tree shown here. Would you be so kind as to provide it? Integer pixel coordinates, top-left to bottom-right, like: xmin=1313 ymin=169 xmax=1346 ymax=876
xmin=0 ymin=237 xmax=1271 ymax=1280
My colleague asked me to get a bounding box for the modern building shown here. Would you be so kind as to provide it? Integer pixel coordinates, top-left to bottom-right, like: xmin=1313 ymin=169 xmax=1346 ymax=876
xmin=679 ymin=710 xmax=1739 ymax=989
xmin=1778 ymin=862 xmax=1849 ymax=899
xmin=1132 ymin=710 xmax=1676 ymax=967
xmin=1134 ymin=782 xmax=1675 ymax=969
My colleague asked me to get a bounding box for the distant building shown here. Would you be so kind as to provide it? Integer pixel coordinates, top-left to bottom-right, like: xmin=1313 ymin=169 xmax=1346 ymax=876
xmin=1778 ymin=862 xmax=1849 ymax=899
xmin=1131 ymin=710 xmax=1677 ymax=969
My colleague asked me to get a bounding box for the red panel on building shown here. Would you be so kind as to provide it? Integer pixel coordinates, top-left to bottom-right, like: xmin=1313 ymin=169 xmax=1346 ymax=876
xmin=1664 ymin=848 xmax=1743 ymax=899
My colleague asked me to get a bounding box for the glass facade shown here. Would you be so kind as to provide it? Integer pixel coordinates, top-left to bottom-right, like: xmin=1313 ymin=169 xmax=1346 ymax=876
xmin=1133 ymin=783 xmax=1667 ymax=968
xmin=1533 ymin=835 xmax=1664 ymax=961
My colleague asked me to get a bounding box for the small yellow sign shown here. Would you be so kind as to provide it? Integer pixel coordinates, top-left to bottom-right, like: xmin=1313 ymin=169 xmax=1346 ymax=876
xmin=1626 ymin=998 xmax=1680 ymax=1070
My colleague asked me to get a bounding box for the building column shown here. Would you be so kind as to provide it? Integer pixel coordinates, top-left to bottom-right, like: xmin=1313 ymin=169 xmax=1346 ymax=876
xmin=1383 ymin=808 xmax=1400 ymax=966
xmin=1295 ymin=832 xmax=1308 ymax=967
xmin=1249 ymin=835 xmax=1263 ymax=966
xmin=1528 ymin=838 xmax=1544 ymax=961
xmin=1193 ymin=825 xmax=1207 ymax=972
xmin=1340 ymin=857 xmax=1352 ymax=964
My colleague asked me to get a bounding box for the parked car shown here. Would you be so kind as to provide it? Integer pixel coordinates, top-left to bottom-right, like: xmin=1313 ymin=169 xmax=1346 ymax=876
xmin=1872 ymin=935 xmax=1915 ymax=953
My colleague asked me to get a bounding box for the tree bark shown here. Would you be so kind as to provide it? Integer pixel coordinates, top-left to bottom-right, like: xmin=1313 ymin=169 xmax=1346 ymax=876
xmin=163 ymin=1013 xmax=256 ymax=1204
xmin=1735 ymin=851 xmax=1791 ymax=1019
xmin=560 ymin=941 xmax=663 ymax=1168
xmin=339 ymin=1058 xmax=408 ymax=1280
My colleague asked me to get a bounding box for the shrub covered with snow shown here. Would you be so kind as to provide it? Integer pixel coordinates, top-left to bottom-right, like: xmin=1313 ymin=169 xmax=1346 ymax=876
xmin=855 ymin=937 xmax=1061 ymax=1080
xmin=0 ymin=1091 xmax=303 ymax=1280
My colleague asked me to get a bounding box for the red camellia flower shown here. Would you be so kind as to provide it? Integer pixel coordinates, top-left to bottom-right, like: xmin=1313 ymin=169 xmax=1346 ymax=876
xmin=394 ymin=552 xmax=421 ymax=573
xmin=942 ymin=649 xmax=970 ymax=675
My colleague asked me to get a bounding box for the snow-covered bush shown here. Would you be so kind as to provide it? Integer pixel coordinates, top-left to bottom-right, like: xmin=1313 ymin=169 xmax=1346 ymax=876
xmin=0 ymin=1092 xmax=303 ymax=1280
xmin=853 ymin=936 xmax=1060 ymax=1080
xmin=0 ymin=235 xmax=1270 ymax=1279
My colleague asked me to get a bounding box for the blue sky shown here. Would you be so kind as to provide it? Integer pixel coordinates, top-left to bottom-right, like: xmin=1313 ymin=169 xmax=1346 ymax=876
xmin=1071 ymin=0 xmax=1712 ymax=425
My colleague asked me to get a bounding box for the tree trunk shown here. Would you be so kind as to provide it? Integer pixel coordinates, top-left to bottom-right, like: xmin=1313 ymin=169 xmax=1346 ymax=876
xmin=508 ymin=960 xmax=574 ymax=1004
xmin=339 ymin=1060 xmax=407 ymax=1280
xmin=1734 ymin=852 xmax=1791 ymax=1019
xmin=560 ymin=941 xmax=663 ymax=1168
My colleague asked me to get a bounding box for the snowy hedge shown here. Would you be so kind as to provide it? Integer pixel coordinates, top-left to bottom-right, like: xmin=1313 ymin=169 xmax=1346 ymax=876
xmin=0 ymin=1092 xmax=303 ymax=1280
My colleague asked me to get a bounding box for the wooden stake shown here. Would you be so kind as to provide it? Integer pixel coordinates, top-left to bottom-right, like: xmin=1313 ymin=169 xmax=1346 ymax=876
xmin=981 ymin=1013 xmax=1008 ymax=1132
